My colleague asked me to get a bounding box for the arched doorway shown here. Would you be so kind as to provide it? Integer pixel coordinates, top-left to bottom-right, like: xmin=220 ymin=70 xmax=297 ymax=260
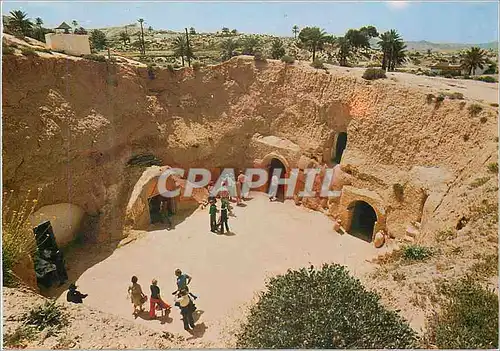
xmin=268 ymin=158 xmax=286 ymax=202
xmin=349 ymin=201 xmax=377 ymax=242
xmin=332 ymin=132 xmax=347 ymax=164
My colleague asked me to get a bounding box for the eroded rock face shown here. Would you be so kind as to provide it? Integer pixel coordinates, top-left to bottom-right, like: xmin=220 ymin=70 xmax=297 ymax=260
xmin=2 ymin=55 xmax=497 ymax=243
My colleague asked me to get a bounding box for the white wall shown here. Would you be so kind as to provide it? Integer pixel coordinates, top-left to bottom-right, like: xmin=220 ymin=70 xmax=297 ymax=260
xmin=45 ymin=33 xmax=91 ymax=55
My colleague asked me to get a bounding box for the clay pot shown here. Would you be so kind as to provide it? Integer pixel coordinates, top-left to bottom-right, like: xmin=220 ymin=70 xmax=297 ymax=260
xmin=373 ymin=231 xmax=385 ymax=248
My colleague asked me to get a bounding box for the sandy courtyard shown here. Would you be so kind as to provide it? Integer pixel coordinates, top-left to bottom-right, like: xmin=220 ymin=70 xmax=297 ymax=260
xmin=56 ymin=193 xmax=387 ymax=344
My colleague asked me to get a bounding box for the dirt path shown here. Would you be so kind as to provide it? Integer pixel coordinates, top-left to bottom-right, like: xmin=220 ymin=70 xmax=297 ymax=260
xmin=57 ymin=193 xmax=386 ymax=345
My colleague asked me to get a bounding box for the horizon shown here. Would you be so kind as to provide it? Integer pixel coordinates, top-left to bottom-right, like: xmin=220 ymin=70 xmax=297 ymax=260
xmin=1 ymin=1 xmax=499 ymax=44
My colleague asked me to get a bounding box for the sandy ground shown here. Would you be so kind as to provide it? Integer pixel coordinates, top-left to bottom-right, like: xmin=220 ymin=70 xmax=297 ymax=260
xmin=55 ymin=192 xmax=386 ymax=345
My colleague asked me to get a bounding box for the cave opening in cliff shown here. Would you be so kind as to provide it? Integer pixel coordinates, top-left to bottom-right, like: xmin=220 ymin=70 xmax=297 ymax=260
xmin=349 ymin=201 xmax=377 ymax=242
xmin=268 ymin=158 xmax=286 ymax=202
xmin=148 ymin=194 xmax=175 ymax=227
xmin=332 ymin=132 xmax=348 ymax=164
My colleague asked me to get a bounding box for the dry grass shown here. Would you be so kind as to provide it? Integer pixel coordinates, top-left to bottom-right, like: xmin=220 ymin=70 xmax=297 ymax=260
xmin=468 ymin=176 xmax=490 ymax=189
xmin=2 ymin=189 xmax=40 ymax=286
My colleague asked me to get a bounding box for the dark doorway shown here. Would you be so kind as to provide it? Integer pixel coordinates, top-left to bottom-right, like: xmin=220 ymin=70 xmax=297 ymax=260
xmin=149 ymin=195 xmax=175 ymax=228
xmin=349 ymin=201 xmax=377 ymax=242
xmin=268 ymin=158 xmax=286 ymax=202
xmin=333 ymin=132 xmax=347 ymax=164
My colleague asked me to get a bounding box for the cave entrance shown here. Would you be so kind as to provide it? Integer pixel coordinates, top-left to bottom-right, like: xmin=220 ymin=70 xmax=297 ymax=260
xmin=349 ymin=201 xmax=377 ymax=242
xmin=332 ymin=132 xmax=347 ymax=164
xmin=268 ymin=158 xmax=286 ymax=202
xmin=148 ymin=194 xmax=176 ymax=227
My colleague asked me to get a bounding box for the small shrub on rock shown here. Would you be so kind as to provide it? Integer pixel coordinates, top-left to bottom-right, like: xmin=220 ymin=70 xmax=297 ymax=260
xmin=281 ymin=55 xmax=295 ymax=64
xmin=402 ymin=245 xmax=433 ymax=261
xmin=362 ymin=68 xmax=386 ymax=80
xmin=435 ymin=94 xmax=445 ymax=102
xmin=253 ymin=51 xmax=267 ymax=63
xmin=424 ymin=278 xmax=498 ymax=349
xmin=24 ymin=301 xmax=67 ymax=331
xmin=21 ymin=48 xmax=38 ymax=57
xmin=236 ymin=264 xmax=417 ymax=349
xmin=487 ymin=162 xmax=498 ymax=174
xmin=192 ymin=61 xmax=202 ymax=71
xmin=310 ymin=59 xmax=325 ymax=69
xmin=468 ymin=103 xmax=483 ymax=116
xmin=448 ymin=92 xmax=464 ymax=100
xmin=83 ymin=54 xmax=106 ymax=62
xmin=3 ymin=46 xmax=15 ymax=55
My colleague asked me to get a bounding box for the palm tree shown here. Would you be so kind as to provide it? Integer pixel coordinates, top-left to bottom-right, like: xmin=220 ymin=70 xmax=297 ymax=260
xmin=172 ymin=35 xmax=193 ymax=66
xmin=460 ymin=47 xmax=488 ymax=75
xmin=72 ymin=20 xmax=78 ymax=28
xmin=298 ymin=27 xmax=329 ymax=61
xmin=35 ymin=17 xmax=43 ymax=27
xmin=292 ymin=25 xmax=299 ymax=39
xmin=138 ymin=18 xmax=145 ymax=55
xmin=378 ymin=29 xmax=406 ymax=72
xmin=9 ymin=10 xmax=33 ymax=36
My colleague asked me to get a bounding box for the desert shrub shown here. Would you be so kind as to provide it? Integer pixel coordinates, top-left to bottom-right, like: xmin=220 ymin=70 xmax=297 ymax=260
xmin=401 ymin=245 xmax=433 ymax=261
xmin=166 ymin=64 xmax=175 ymax=73
xmin=253 ymin=51 xmax=267 ymax=63
xmin=310 ymin=59 xmax=325 ymax=69
xmin=236 ymin=264 xmax=417 ymax=349
xmin=280 ymin=55 xmax=295 ymax=64
xmin=490 ymin=103 xmax=499 ymax=107
xmin=468 ymin=176 xmax=490 ymax=189
xmin=425 ymin=278 xmax=498 ymax=349
xmin=435 ymin=93 xmax=445 ymax=102
xmin=435 ymin=228 xmax=456 ymax=242
xmin=2 ymin=190 xmax=39 ymax=286
xmin=475 ymin=75 xmax=497 ymax=83
xmin=393 ymin=183 xmax=404 ymax=201
xmin=127 ymin=154 xmax=162 ymax=167
xmin=83 ymin=54 xmax=106 ymax=62
xmin=447 ymin=92 xmax=464 ymax=100
xmin=21 ymin=48 xmax=38 ymax=57
xmin=24 ymin=301 xmax=67 ymax=331
xmin=480 ymin=116 xmax=488 ymax=123
xmin=426 ymin=93 xmax=435 ymax=103
xmin=3 ymin=325 xmax=37 ymax=348
xmin=192 ymin=61 xmax=202 ymax=71
xmin=467 ymin=103 xmax=483 ymax=116
xmin=3 ymin=46 xmax=15 ymax=55
xmin=470 ymin=253 xmax=498 ymax=279
xmin=487 ymin=162 xmax=498 ymax=174
xmin=362 ymin=68 xmax=386 ymax=80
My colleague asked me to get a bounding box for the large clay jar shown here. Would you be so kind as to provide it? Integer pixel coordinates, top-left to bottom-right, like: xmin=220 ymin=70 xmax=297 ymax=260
xmin=373 ymin=231 xmax=385 ymax=248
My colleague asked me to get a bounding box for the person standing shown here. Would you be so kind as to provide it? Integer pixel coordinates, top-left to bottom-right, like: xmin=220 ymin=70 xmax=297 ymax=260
xmin=172 ymin=269 xmax=198 ymax=300
xmin=269 ymin=174 xmax=279 ymax=201
xmin=209 ymin=200 xmax=218 ymax=233
xmin=175 ymin=289 xmax=196 ymax=332
xmin=237 ymin=171 xmax=247 ymax=201
xmin=220 ymin=201 xmax=230 ymax=234
xmin=149 ymin=279 xmax=171 ymax=319
xmin=128 ymin=275 xmax=147 ymax=316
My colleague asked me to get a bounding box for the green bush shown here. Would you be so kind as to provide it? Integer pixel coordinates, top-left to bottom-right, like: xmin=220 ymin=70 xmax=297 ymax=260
xmin=281 ymin=55 xmax=295 ymax=64
xmin=362 ymin=68 xmax=386 ymax=80
xmin=3 ymin=46 xmax=15 ymax=55
xmin=253 ymin=51 xmax=267 ymax=63
xmin=435 ymin=94 xmax=445 ymax=102
xmin=21 ymin=48 xmax=38 ymax=57
xmin=487 ymin=162 xmax=498 ymax=174
xmin=475 ymin=76 xmax=497 ymax=83
xmin=468 ymin=103 xmax=483 ymax=116
xmin=310 ymin=59 xmax=325 ymax=69
xmin=425 ymin=278 xmax=498 ymax=349
xmin=236 ymin=264 xmax=417 ymax=349
xmin=3 ymin=325 xmax=36 ymax=348
xmin=192 ymin=61 xmax=202 ymax=71
xmin=24 ymin=301 xmax=67 ymax=331
xmin=401 ymin=245 xmax=433 ymax=261
xmin=83 ymin=54 xmax=106 ymax=62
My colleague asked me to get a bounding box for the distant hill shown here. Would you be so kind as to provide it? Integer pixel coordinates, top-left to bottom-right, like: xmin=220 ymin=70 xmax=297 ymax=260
xmin=404 ymin=40 xmax=498 ymax=52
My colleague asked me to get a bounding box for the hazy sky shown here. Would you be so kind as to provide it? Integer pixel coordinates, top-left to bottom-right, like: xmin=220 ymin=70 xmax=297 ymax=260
xmin=2 ymin=1 xmax=499 ymax=43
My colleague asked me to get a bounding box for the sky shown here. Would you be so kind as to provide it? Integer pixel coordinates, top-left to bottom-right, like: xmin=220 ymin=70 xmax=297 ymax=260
xmin=2 ymin=1 xmax=499 ymax=43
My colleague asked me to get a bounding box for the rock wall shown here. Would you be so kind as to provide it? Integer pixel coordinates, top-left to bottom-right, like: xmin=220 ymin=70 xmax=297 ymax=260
xmin=3 ymin=55 xmax=497 ymax=242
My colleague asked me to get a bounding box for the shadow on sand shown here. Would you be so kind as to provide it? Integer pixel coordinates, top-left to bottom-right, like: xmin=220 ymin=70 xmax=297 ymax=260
xmin=187 ymin=321 xmax=208 ymax=340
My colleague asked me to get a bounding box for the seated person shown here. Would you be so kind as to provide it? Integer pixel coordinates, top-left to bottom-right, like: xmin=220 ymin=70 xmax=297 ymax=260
xmin=66 ymin=283 xmax=88 ymax=304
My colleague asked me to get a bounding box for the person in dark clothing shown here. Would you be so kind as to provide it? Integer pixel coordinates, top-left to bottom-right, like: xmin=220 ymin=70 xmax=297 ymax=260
xmin=209 ymin=200 xmax=218 ymax=233
xmin=219 ymin=201 xmax=230 ymax=234
xmin=175 ymin=289 xmax=196 ymax=332
xmin=66 ymin=283 xmax=88 ymax=304
xmin=149 ymin=279 xmax=171 ymax=318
